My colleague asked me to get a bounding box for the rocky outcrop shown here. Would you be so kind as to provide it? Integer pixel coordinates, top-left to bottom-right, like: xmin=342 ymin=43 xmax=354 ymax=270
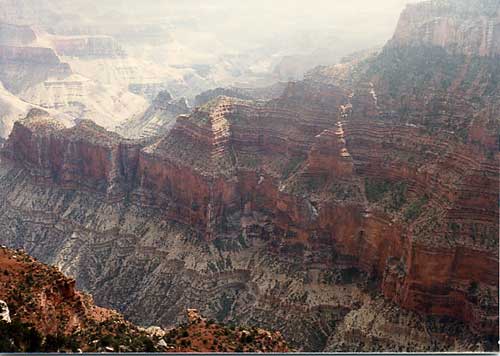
xmin=0 ymin=245 xmax=146 ymax=346
xmin=390 ymin=0 xmax=500 ymax=57
xmin=0 ymin=300 xmax=10 ymax=323
xmin=193 ymin=82 xmax=288 ymax=108
xmin=52 ymin=36 xmax=126 ymax=58
xmin=161 ymin=309 xmax=290 ymax=352
xmin=0 ymin=23 xmax=36 ymax=46
xmin=118 ymin=90 xmax=190 ymax=139
xmin=0 ymin=45 xmax=71 ymax=93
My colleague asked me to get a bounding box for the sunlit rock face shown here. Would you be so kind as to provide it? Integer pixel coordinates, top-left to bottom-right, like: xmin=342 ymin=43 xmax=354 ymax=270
xmin=0 ymin=300 xmax=10 ymax=323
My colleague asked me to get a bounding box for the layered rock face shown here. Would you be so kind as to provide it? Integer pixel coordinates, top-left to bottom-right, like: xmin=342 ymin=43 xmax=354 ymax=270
xmin=0 ymin=46 xmax=71 ymax=93
xmin=0 ymin=23 xmax=36 ymax=46
xmin=192 ymin=82 xmax=288 ymax=107
xmin=118 ymin=90 xmax=190 ymax=139
xmin=390 ymin=0 xmax=500 ymax=57
xmin=0 ymin=0 xmax=498 ymax=352
xmin=0 ymin=71 xmax=497 ymax=351
xmin=52 ymin=36 xmax=126 ymax=58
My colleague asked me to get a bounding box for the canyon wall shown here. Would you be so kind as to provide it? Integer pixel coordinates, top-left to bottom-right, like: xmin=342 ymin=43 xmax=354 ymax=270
xmin=0 ymin=45 xmax=71 ymax=93
xmin=0 ymin=0 xmax=497 ymax=351
xmin=0 ymin=71 xmax=497 ymax=350
xmin=52 ymin=36 xmax=126 ymax=58
xmin=390 ymin=0 xmax=500 ymax=57
xmin=0 ymin=22 xmax=36 ymax=46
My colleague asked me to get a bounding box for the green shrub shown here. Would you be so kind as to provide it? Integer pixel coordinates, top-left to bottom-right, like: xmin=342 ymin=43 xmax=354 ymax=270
xmin=404 ymin=197 xmax=428 ymax=222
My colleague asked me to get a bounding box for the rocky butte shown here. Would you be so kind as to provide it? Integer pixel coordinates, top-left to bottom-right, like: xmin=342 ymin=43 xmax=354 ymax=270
xmin=0 ymin=0 xmax=498 ymax=352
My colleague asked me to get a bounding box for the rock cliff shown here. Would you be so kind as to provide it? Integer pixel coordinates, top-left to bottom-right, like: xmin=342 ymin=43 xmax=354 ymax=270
xmin=52 ymin=36 xmax=126 ymax=58
xmin=118 ymin=90 xmax=190 ymax=139
xmin=0 ymin=69 xmax=497 ymax=351
xmin=0 ymin=23 xmax=36 ymax=46
xmin=390 ymin=0 xmax=500 ymax=57
xmin=0 ymin=45 xmax=71 ymax=93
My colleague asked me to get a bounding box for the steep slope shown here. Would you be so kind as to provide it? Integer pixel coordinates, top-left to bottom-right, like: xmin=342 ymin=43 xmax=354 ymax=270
xmin=0 ymin=83 xmax=73 ymax=138
xmin=390 ymin=0 xmax=500 ymax=57
xmin=18 ymin=73 xmax=148 ymax=130
xmin=0 ymin=245 xmax=290 ymax=352
xmin=118 ymin=90 xmax=190 ymax=139
xmin=0 ymin=45 xmax=71 ymax=94
xmin=0 ymin=245 xmax=162 ymax=352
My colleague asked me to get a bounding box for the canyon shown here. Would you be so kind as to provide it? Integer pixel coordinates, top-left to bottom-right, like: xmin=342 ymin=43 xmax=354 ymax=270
xmin=0 ymin=0 xmax=498 ymax=352
xmin=0 ymin=0 xmax=413 ymax=140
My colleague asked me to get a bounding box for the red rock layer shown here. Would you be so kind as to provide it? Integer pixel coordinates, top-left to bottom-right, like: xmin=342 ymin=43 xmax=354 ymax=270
xmin=1 ymin=72 xmax=498 ymax=339
xmin=0 ymin=246 xmax=116 ymax=336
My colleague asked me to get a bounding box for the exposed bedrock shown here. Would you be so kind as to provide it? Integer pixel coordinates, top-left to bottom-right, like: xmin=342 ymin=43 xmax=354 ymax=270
xmin=0 ymin=45 xmax=71 ymax=93
xmin=52 ymin=36 xmax=126 ymax=58
xmin=0 ymin=73 xmax=497 ymax=347
xmin=0 ymin=22 xmax=36 ymax=46
xmin=390 ymin=0 xmax=500 ymax=57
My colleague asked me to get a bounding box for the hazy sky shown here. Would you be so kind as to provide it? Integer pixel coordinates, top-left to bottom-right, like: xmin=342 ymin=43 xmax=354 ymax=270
xmin=148 ymin=0 xmax=424 ymax=51
xmin=39 ymin=0 xmax=423 ymax=49
xmin=78 ymin=0 xmax=421 ymax=40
